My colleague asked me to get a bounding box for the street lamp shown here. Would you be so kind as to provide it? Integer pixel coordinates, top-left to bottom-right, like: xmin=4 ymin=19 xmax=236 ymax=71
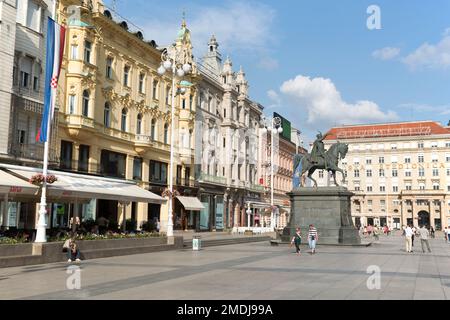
xmin=261 ymin=116 xmax=283 ymax=231
xmin=157 ymin=45 xmax=192 ymax=237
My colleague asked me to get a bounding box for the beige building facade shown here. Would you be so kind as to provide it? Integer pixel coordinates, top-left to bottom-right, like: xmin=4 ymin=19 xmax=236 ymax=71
xmin=315 ymin=121 xmax=450 ymax=231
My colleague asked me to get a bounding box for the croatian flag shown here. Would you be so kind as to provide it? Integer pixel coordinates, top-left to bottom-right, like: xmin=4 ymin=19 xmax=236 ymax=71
xmin=37 ymin=17 xmax=66 ymax=143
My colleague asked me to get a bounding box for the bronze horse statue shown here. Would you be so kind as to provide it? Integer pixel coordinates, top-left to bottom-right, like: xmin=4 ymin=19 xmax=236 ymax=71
xmin=293 ymin=142 xmax=349 ymax=188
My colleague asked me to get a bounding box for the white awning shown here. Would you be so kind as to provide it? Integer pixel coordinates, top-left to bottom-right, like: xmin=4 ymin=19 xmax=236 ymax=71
xmin=176 ymin=196 xmax=204 ymax=211
xmin=2 ymin=166 xmax=164 ymax=204
xmin=0 ymin=169 xmax=38 ymax=195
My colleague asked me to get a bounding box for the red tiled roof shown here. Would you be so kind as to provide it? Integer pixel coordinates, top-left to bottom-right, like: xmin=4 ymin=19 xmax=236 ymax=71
xmin=324 ymin=121 xmax=450 ymax=140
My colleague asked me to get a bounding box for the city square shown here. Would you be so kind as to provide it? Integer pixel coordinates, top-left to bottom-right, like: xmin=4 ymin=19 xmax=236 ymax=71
xmin=0 ymin=0 xmax=449 ymax=303
xmin=1 ymin=233 xmax=450 ymax=300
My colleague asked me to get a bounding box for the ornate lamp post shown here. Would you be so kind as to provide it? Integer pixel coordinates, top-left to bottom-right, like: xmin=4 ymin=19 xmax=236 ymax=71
xmin=261 ymin=116 xmax=283 ymax=230
xmin=157 ymin=45 xmax=192 ymax=237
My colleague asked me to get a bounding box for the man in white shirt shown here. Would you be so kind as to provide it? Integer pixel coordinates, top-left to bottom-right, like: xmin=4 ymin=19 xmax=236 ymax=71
xmin=404 ymin=224 xmax=414 ymax=253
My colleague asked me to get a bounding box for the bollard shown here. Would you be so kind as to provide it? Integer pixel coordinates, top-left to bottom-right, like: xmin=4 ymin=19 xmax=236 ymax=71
xmin=192 ymin=235 xmax=201 ymax=251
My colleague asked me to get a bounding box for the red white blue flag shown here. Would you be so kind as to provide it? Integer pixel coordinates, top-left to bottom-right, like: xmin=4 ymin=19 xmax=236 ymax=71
xmin=37 ymin=17 xmax=66 ymax=143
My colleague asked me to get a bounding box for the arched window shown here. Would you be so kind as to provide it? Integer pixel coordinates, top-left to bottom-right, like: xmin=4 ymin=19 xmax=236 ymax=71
xmin=82 ymin=90 xmax=89 ymax=117
xmin=164 ymin=123 xmax=169 ymax=144
xmin=136 ymin=113 xmax=142 ymax=135
xmin=121 ymin=108 xmax=127 ymax=132
xmin=151 ymin=119 xmax=156 ymax=141
xmin=104 ymin=102 xmax=111 ymax=127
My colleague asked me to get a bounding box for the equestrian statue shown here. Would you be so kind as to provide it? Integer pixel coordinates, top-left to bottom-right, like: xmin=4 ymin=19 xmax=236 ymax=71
xmin=293 ymin=132 xmax=349 ymax=188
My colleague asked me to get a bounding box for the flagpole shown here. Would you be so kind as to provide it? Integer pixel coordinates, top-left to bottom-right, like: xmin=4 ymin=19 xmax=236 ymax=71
xmin=35 ymin=0 xmax=58 ymax=243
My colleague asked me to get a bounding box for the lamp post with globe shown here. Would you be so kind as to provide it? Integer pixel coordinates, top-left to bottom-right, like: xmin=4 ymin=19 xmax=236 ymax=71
xmin=157 ymin=45 xmax=192 ymax=237
xmin=261 ymin=116 xmax=283 ymax=230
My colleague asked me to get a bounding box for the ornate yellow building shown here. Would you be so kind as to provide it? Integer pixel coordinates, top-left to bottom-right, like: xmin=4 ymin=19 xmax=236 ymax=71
xmin=55 ymin=0 xmax=199 ymax=232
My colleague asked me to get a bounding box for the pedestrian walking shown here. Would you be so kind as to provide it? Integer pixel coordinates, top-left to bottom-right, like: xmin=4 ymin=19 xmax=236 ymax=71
xmin=412 ymin=226 xmax=417 ymax=247
xmin=291 ymin=228 xmax=302 ymax=255
xmin=447 ymin=227 xmax=450 ymax=243
xmin=308 ymin=224 xmax=318 ymax=254
xmin=373 ymin=225 xmax=380 ymax=241
xmin=430 ymin=226 xmax=435 ymax=239
xmin=418 ymin=225 xmax=432 ymax=253
xmin=445 ymin=227 xmax=448 ymax=242
xmin=404 ymin=224 xmax=413 ymax=253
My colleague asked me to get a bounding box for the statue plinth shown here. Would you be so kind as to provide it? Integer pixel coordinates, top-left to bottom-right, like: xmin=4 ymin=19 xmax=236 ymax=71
xmin=282 ymin=187 xmax=361 ymax=245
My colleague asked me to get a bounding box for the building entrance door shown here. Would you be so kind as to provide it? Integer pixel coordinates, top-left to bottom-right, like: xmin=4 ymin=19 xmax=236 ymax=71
xmin=418 ymin=211 xmax=430 ymax=227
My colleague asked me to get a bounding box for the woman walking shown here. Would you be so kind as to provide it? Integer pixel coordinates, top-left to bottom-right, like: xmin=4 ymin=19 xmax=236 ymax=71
xmin=308 ymin=224 xmax=318 ymax=254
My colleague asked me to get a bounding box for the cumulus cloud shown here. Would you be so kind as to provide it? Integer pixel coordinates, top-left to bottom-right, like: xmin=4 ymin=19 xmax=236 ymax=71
xmin=372 ymin=47 xmax=401 ymax=60
xmin=402 ymin=33 xmax=450 ymax=70
xmin=140 ymin=2 xmax=276 ymax=57
xmin=267 ymin=89 xmax=281 ymax=109
xmin=279 ymin=75 xmax=398 ymax=127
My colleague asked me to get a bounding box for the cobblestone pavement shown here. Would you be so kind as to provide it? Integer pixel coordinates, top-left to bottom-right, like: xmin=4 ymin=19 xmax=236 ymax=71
xmin=1 ymin=233 xmax=449 ymax=300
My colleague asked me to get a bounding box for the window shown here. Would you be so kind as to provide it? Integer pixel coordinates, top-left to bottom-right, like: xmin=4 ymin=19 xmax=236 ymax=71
xmin=354 ymin=186 xmax=360 ymax=191
xmin=224 ymin=108 xmax=227 ymax=118
xmin=447 ymin=169 xmax=450 ymax=176
xmin=149 ymin=160 xmax=168 ymax=184
xmin=84 ymin=41 xmax=92 ymax=63
xmin=391 ymin=144 xmax=397 ymax=150
xmin=368 ymin=200 xmax=373 ymax=206
xmin=366 ymin=170 xmax=372 ymax=177
xmin=182 ymin=98 xmax=186 ymax=109
xmin=78 ymin=145 xmax=90 ymax=172
xmin=433 ymin=169 xmax=439 ymax=177
xmin=393 ymin=186 xmax=399 ymax=192
xmin=26 ymin=1 xmax=41 ymax=32
xmin=17 ymin=130 xmax=26 ymax=144
xmin=33 ymin=75 xmax=39 ymax=91
xmin=367 ymin=186 xmax=373 ymax=192
xmin=379 ymin=169 xmax=385 ymax=177
xmin=431 ymin=142 xmax=438 ymax=148
xmin=190 ymin=95 xmax=194 ymax=111
xmin=82 ymin=90 xmax=89 ymax=117
xmin=432 ymin=155 xmax=439 ymax=163
xmin=100 ymin=150 xmax=126 ymax=179
xmin=166 ymin=86 xmax=170 ymax=105
xmin=418 ymin=142 xmax=424 ymax=149
xmin=418 ymin=155 xmax=424 ymax=163
xmin=392 ymin=169 xmax=398 ymax=177
xmin=133 ymin=157 xmax=143 ymax=180
xmin=366 ymin=158 xmax=372 ymax=165
xmin=71 ymin=45 xmax=78 ymax=60
xmin=419 ymin=168 xmax=425 ymax=177
xmin=151 ymin=119 xmax=156 ymax=140
xmin=405 ymin=170 xmax=412 ymax=177
xmin=136 ymin=114 xmax=142 ymax=135
xmin=20 ymin=56 xmax=32 ymax=88
xmin=123 ymin=66 xmax=130 ymax=86
xmin=164 ymin=123 xmax=169 ymax=144
xmin=60 ymin=140 xmax=73 ymax=170
xmin=433 ymin=184 xmax=440 ymax=191
xmin=106 ymin=57 xmax=113 ymax=79
xmin=121 ymin=108 xmax=127 ymax=132
xmin=153 ymin=80 xmax=159 ymax=100
xmin=446 ymin=142 xmax=450 ymax=148
xmin=354 ymin=170 xmax=360 ymax=178
xmin=139 ymin=73 xmax=145 ymax=93
xmin=223 ymin=137 xmax=226 ymax=148
xmin=68 ymin=95 xmax=76 ymax=114
xmin=380 ymin=186 xmax=386 ymax=192
xmin=379 ymin=157 xmax=385 ymax=164
xmin=319 ymin=171 xmax=324 ymax=179
xmin=406 ymin=185 xmax=412 ymax=191
xmin=404 ymin=157 xmax=411 ymax=164
xmin=380 ymin=200 xmax=386 ymax=207
xmin=419 ymin=184 xmax=425 ymax=191
xmin=104 ymin=103 xmax=111 ymax=127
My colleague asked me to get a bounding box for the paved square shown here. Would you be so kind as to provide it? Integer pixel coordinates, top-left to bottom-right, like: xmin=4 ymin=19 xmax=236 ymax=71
xmin=1 ymin=234 xmax=450 ymax=300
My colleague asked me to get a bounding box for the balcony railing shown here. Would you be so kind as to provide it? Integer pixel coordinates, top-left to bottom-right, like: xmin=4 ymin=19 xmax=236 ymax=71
xmin=198 ymin=173 xmax=227 ymax=185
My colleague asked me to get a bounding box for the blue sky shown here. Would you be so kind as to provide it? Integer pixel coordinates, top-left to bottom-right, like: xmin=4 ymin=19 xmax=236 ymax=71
xmin=104 ymin=0 xmax=450 ymax=144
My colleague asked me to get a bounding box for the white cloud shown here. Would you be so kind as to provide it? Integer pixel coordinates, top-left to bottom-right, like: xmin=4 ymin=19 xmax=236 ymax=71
xmin=140 ymin=2 xmax=276 ymax=57
xmin=372 ymin=47 xmax=400 ymax=60
xmin=402 ymin=33 xmax=450 ymax=70
xmin=279 ymin=75 xmax=398 ymax=127
xmin=267 ymin=89 xmax=281 ymax=109
xmin=397 ymin=103 xmax=450 ymax=115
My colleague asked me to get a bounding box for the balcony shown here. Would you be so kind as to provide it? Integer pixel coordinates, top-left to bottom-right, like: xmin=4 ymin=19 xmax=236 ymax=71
xmin=198 ymin=173 xmax=227 ymax=186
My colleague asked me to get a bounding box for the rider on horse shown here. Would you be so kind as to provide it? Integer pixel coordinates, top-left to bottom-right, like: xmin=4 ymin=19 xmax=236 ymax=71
xmin=310 ymin=132 xmax=328 ymax=170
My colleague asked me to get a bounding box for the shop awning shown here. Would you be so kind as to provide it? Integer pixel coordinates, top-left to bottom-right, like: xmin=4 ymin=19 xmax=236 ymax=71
xmin=176 ymin=196 xmax=204 ymax=211
xmin=2 ymin=166 xmax=165 ymax=204
xmin=0 ymin=169 xmax=38 ymax=195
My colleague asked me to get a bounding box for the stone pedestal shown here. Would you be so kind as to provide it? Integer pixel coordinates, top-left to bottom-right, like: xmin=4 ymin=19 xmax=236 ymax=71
xmin=282 ymin=187 xmax=361 ymax=245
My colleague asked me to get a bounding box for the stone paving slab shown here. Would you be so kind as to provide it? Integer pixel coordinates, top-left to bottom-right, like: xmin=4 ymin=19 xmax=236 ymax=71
xmin=1 ymin=234 xmax=450 ymax=300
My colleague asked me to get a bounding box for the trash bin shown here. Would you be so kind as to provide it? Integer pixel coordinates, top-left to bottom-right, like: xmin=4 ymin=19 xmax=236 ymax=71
xmin=192 ymin=235 xmax=201 ymax=251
